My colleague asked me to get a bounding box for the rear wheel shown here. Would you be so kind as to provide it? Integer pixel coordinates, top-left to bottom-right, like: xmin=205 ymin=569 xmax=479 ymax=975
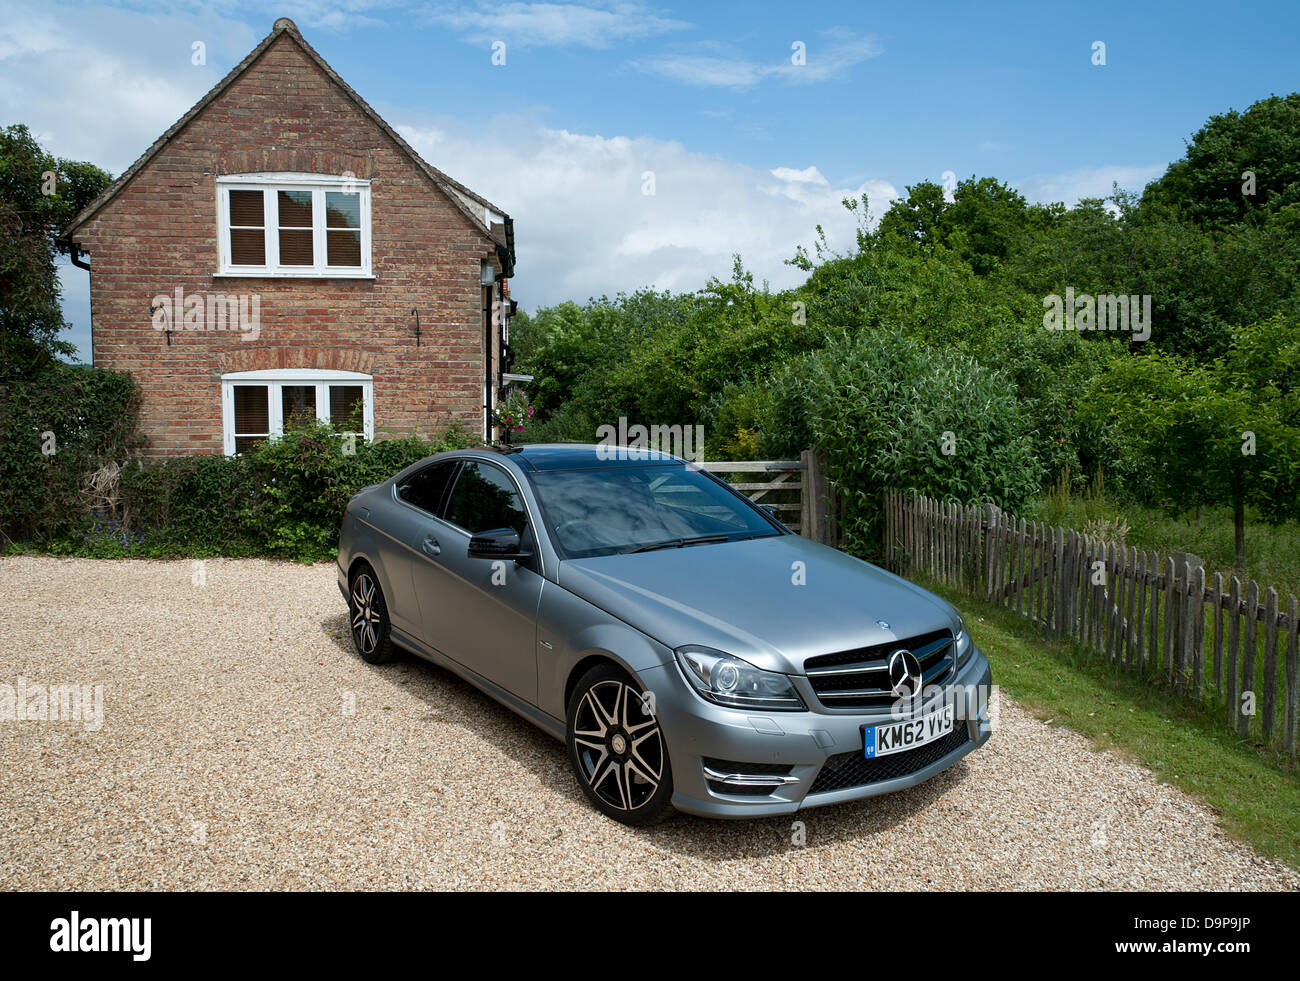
xmin=349 ymin=565 xmax=398 ymax=664
xmin=566 ymin=663 xmax=674 ymax=825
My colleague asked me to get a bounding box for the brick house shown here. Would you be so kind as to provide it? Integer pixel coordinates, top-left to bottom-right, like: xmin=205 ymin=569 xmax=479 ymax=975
xmin=58 ymin=17 xmax=517 ymax=456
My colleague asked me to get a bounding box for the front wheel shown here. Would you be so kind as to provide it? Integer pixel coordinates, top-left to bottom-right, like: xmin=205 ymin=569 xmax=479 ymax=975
xmin=566 ymin=663 xmax=674 ymax=825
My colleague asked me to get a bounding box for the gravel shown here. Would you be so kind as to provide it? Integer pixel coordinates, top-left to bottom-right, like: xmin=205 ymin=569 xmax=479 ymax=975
xmin=0 ymin=555 xmax=1295 ymax=891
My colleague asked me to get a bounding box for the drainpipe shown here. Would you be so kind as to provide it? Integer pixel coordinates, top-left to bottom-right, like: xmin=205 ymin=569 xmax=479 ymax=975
xmin=56 ymin=238 xmax=91 ymax=271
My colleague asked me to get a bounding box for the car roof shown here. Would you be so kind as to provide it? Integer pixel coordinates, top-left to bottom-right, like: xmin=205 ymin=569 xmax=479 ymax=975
xmin=496 ymin=443 xmax=688 ymax=471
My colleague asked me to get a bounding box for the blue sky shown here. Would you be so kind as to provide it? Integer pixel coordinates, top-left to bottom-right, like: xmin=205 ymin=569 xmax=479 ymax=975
xmin=4 ymin=0 xmax=1297 ymax=361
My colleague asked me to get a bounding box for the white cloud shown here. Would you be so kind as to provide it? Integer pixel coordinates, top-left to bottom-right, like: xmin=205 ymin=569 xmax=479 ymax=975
xmin=1016 ymin=164 xmax=1165 ymax=207
xmin=635 ymin=29 xmax=882 ymax=88
xmin=770 ymin=165 xmax=828 ymax=185
xmin=395 ymin=114 xmax=898 ymax=306
xmin=763 ymin=169 xmax=896 ymax=221
xmin=424 ymin=1 xmax=690 ymax=48
xmin=636 ymin=48 xmax=765 ymax=88
xmin=0 ymin=0 xmax=258 ymax=172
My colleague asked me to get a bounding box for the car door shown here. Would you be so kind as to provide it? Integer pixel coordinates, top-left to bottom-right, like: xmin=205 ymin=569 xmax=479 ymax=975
xmin=381 ymin=459 xmax=460 ymax=635
xmin=410 ymin=460 xmax=543 ymax=705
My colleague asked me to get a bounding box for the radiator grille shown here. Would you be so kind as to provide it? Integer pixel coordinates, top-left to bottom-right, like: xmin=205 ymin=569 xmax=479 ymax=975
xmin=803 ymin=629 xmax=955 ymax=708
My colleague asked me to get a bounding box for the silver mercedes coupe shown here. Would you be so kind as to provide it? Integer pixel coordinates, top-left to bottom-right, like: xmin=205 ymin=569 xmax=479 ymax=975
xmin=337 ymin=444 xmax=992 ymax=824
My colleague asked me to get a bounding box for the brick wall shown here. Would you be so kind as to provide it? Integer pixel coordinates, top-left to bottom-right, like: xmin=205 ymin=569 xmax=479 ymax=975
xmin=72 ymin=33 xmax=503 ymax=457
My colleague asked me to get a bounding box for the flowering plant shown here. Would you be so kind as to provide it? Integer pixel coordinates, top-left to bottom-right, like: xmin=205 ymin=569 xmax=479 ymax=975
xmin=492 ymin=389 xmax=534 ymax=434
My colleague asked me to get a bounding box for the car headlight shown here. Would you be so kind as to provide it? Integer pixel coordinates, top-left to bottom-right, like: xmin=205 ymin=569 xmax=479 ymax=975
xmin=955 ymin=616 xmax=974 ymax=668
xmin=675 ymin=646 xmax=805 ymax=711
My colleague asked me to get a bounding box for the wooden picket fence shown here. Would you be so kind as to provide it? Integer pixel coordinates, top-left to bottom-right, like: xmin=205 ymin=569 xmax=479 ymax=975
xmin=883 ymin=489 xmax=1300 ymax=755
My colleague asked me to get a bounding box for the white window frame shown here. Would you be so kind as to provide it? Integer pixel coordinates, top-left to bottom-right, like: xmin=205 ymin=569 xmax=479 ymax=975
xmin=216 ymin=173 xmax=373 ymax=278
xmin=221 ymin=368 xmax=374 ymax=455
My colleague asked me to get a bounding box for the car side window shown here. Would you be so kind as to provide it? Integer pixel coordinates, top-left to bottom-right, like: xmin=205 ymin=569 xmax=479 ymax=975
xmin=444 ymin=462 xmax=528 ymax=536
xmin=396 ymin=460 xmax=459 ymax=516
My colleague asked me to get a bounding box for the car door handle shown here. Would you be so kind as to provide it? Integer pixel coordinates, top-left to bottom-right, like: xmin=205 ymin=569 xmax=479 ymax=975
xmin=421 ymin=536 xmax=441 ymax=556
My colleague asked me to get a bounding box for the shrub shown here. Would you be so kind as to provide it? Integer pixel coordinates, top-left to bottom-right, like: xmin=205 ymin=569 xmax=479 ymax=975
xmin=118 ymin=454 xmax=258 ymax=557
xmin=768 ymin=330 xmax=1044 ymax=556
xmin=235 ymin=422 xmax=470 ymax=560
xmin=4 ymin=414 xmax=473 ymax=562
xmin=0 ymin=362 xmax=139 ymax=546
xmin=516 ymin=401 xmax=594 ymax=444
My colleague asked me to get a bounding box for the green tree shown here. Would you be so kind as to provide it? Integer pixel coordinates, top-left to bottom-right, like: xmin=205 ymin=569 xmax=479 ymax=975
xmin=875 ymin=179 xmax=949 ymax=247
xmin=997 ymin=196 xmax=1123 ymax=299
xmin=874 ymin=176 xmax=1049 ymax=276
xmin=1079 ymin=317 xmax=1300 ymax=570
xmin=1143 ymin=93 xmax=1300 ymax=229
xmin=0 ymin=123 xmax=112 ymax=376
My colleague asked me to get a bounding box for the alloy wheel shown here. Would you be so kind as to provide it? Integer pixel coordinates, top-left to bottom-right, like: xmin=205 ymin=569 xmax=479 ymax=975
xmin=571 ymin=679 xmax=665 ymax=812
xmin=350 ymin=573 xmax=381 ymax=657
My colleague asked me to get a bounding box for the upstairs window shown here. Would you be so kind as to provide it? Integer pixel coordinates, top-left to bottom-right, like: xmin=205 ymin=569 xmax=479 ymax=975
xmin=217 ymin=174 xmax=371 ymax=277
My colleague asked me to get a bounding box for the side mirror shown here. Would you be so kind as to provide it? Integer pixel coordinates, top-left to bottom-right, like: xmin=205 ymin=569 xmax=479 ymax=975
xmin=467 ymin=527 xmax=532 ymax=561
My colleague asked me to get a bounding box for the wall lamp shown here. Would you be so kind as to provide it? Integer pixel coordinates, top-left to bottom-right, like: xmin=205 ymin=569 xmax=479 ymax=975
xmin=150 ymin=302 xmax=174 ymax=346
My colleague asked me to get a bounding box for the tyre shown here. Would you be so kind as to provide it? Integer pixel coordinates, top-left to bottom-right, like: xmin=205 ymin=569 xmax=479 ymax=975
xmin=348 ymin=564 xmax=399 ymax=665
xmin=566 ymin=662 xmax=674 ymax=825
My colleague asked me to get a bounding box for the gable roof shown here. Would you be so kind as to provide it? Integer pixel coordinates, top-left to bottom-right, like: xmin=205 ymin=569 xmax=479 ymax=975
xmin=60 ymin=17 xmax=514 ymax=275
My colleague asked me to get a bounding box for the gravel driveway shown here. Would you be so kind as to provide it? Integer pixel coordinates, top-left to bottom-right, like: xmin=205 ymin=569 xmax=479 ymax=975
xmin=1 ymin=556 xmax=1295 ymax=891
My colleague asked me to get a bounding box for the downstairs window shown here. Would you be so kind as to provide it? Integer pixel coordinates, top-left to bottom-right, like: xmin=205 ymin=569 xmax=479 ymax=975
xmin=221 ymin=369 xmax=373 ymax=455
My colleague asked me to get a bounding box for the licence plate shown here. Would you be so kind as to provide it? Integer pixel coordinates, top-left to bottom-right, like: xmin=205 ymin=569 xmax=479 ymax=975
xmin=863 ymin=704 xmax=954 ymax=758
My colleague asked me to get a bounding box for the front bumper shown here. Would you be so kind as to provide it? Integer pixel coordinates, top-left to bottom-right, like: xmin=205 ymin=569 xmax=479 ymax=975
xmin=639 ymin=647 xmax=994 ymax=818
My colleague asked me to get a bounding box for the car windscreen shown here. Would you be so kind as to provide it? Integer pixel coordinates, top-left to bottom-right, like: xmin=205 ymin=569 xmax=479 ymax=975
xmin=527 ymin=464 xmax=780 ymax=558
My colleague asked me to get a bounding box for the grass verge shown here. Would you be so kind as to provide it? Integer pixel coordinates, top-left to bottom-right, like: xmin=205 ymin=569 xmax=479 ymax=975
xmin=928 ymin=579 xmax=1300 ymax=871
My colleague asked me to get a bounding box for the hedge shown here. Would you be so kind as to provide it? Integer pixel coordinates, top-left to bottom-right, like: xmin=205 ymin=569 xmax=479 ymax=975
xmin=0 ymin=362 xmax=139 ymax=544
xmin=1 ymin=364 xmax=473 ymax=562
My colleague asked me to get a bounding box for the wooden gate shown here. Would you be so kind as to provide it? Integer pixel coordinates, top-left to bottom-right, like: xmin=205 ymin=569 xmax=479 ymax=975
xmin=699 ymin=450 xmax=836 ymax=544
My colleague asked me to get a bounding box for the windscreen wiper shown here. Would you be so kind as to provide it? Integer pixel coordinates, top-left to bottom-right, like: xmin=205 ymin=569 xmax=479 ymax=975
xmin=682 ymin=534 xmax=733 ymax=547
xmin=625 ymin=534 xmax=731 ymax=554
